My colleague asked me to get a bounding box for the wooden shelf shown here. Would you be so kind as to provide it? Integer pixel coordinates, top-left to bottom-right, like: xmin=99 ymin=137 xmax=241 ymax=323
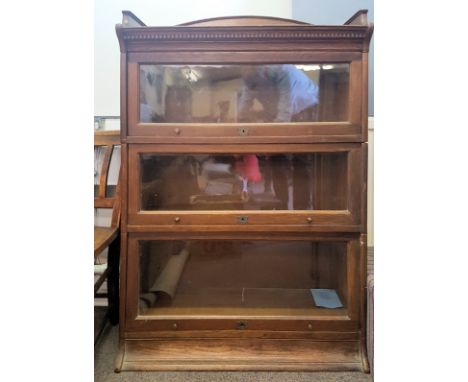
xmin=140 ymin=287 xmax=346 ymax=317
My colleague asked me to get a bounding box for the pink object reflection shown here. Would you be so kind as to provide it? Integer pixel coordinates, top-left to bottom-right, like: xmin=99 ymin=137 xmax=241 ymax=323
xmin=235 ymin=155 xmax=262 ymax=183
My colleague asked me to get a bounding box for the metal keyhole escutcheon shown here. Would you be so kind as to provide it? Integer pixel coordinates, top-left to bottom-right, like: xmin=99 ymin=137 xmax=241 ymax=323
xmin=236 ymin=321 xmax=247 ymax=330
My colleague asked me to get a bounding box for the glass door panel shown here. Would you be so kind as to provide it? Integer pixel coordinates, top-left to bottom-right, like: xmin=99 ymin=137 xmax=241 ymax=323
xmin=138 ymin=239 xmax=348 ymax=317
xmin=139 ymin=64 xmax=349 ymax=123
xmin=140 ymin=152 xmax=348 ymax=211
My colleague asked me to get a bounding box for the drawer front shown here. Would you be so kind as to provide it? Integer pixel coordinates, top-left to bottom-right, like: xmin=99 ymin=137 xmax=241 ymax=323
xmin=124 ymin=233 xmax=362 ymax=333
xmin=126 ymin=55 xmax=364 ymax=143
xmin=127 ymin=143 xmax=364 ymax=231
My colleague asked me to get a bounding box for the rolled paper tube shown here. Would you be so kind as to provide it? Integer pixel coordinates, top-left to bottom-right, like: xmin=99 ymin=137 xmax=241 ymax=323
xmin=148 ymin=245 xmax=190 ymax=303
xmin=139 ymin=292 xmax=158 ymax=310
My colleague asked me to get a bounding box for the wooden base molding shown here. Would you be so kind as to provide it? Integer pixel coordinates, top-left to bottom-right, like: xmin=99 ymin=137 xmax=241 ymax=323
xmin=115 ymin=338 xmax=368 ymax=372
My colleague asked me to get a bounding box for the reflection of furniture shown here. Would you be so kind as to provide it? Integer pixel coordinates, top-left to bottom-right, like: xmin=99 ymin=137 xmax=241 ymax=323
xmin=116 ymin=10 xmax=372 ymax=373
xmin=94 ymin=131 xmax=121 ymax=337
xmin=164 ymin=86 xmax=192 ymax=122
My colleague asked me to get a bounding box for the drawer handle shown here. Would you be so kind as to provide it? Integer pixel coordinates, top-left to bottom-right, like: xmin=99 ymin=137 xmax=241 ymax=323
xmin=306 ymin=217 xmax=313 ymax=223
xmin=174 ymin=127 xmax=181 ymax=135
xmin=174 ymin=217 xmax=181 ymax=223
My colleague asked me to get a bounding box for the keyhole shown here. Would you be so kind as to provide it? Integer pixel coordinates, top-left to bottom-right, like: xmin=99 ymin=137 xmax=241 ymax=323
xmin=237 ymin=216 xmax=249 ymax=224
xmin=236 ymin=321 xmax=247 ymax=330
xmin=238 ymin=127 xmax=249 ymax=136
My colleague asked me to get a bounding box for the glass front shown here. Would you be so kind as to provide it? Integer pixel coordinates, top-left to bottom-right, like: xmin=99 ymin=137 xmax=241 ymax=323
xmin=140 ymin=153 xmax=348 ymax=211
xmin=139 ymin=64 xmax=349 ymax=123
xmin=139 ymin=240 xmax=347 ymax=317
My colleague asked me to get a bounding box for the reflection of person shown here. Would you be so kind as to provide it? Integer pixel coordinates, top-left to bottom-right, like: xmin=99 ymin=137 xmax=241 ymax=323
xmin=238 ymin=65 xmax=318 ymax=209
xmin=238 ymin=64 xmax=319 ymax=122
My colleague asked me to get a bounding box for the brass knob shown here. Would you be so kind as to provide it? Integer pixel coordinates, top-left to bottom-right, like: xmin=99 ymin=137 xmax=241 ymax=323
xmin=306 ymin=217 xmax=312 ymax=223
xmin=174 ymin=217 xmax=181 ymax=223
xmin=308 ymin=323 xmax=313 ymax=330
xmin=172 ymin=323 xmax=178 ymax=330
xmin=174 ymin=127 xmax=181 ymax=135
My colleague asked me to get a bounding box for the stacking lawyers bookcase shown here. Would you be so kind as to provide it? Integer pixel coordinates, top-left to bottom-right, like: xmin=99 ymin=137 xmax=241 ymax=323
xmin=115 ymin=9 xmax=373 ymax=372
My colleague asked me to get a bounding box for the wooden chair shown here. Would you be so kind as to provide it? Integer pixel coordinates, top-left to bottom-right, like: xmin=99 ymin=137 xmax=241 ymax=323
xmin=94 ymin=130 xmax=121 ymax=336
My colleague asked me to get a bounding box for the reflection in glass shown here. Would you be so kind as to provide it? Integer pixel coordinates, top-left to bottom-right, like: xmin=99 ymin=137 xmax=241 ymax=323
xmin=140 ymin=153 xmax=347 ymax=211
xmin=139 ymin=240 xmax=347 ymax=316
xmin=139 ymin=64 xmax=349 ymax=123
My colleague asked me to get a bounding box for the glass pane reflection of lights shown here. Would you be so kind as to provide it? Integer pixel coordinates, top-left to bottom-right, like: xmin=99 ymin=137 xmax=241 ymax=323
xmin=139 ymin=64 xmax=350 ymax=123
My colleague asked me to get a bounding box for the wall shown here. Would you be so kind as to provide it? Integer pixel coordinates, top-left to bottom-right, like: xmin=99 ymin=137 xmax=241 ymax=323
xmin=95 ymin=0 xmax=292 ymax=116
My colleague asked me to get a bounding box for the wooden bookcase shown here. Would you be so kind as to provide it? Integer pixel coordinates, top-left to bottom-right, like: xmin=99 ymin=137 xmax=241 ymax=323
xmin=115 ymin=10 xmax=373 ymax=372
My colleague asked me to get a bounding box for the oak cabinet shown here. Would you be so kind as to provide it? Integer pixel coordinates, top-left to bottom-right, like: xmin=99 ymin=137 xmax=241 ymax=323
xmin=116 ymin=10 xmax=373 ymax=372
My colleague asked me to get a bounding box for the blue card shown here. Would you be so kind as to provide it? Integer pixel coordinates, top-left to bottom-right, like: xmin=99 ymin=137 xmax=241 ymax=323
xmin=310 ymin=289 xmax=343 ymax=309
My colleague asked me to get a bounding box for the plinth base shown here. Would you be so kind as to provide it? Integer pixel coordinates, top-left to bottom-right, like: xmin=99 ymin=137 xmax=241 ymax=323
xmin=115 ymin=337 xmax=369 ymax=372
